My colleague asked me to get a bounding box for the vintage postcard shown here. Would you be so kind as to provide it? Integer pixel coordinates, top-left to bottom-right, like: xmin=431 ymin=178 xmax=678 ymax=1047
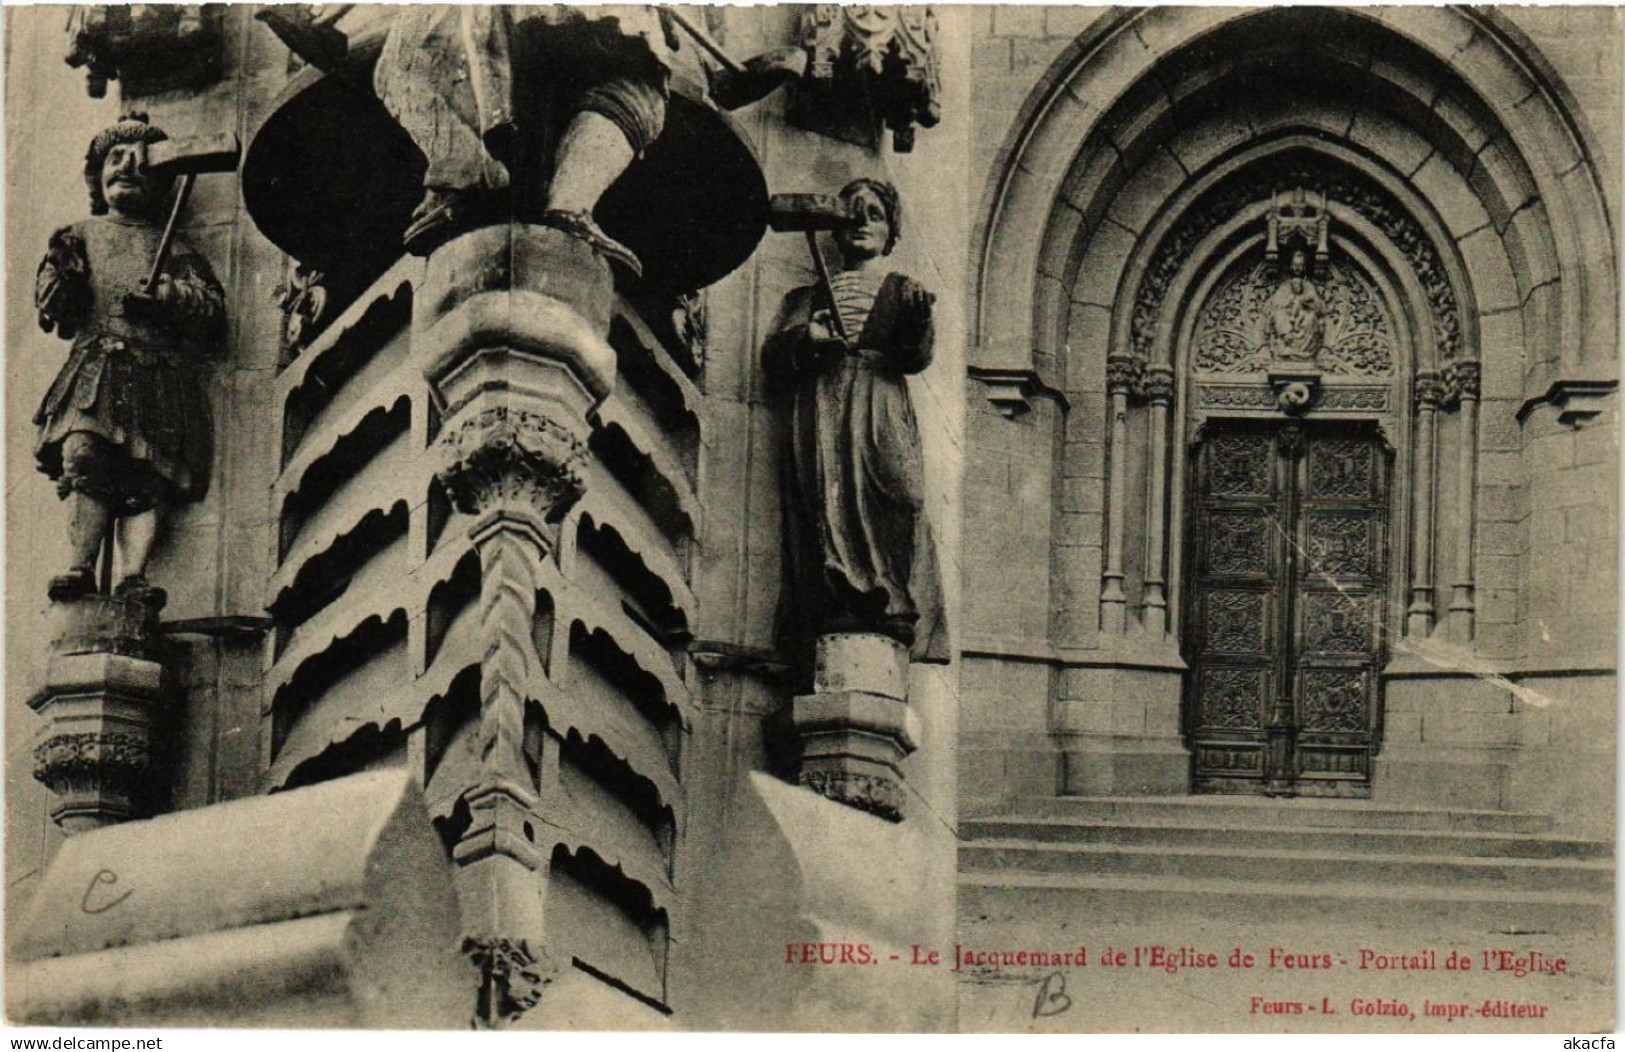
xmin=4 ymin=3 xmax=1617 ymax=1035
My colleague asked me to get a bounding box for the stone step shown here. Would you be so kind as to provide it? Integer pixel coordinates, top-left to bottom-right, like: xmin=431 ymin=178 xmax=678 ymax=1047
xmin=959 ymin=870 xmax=1612 ymax=935
xmin=960 ymin=839 xmax=1613 ymax=895
xmin=1011 ymin=795 xmax=1556 ymax=834
xmin=962 ymin=817 xmax=1613 ymax=860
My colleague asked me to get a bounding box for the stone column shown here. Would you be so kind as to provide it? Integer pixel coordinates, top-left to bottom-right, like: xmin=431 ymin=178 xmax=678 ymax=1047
xmin=419 ymin=223 xmax=616 ymax=1025
xmin=1099 ymin=354 xmax=1140 ymax=635
xmin=1446 ymin=359 xmax=1480 ymax=644
xmin=793 ymin=633 xmax=921 ymax=822
xmin=29 ymin=596 xmax=174 ymax=834
xmin=1140 ymin=365 xmax=1175 ymax=638
xmin=1407 ymin=370 xmax=1443 ymax=638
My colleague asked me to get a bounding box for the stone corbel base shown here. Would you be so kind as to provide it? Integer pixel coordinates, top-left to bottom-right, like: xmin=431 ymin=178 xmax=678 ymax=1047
xmin=793 ymin=633 xmax=920 ymax=821
xmin=29 ymin=596 xmax=175 ymax=833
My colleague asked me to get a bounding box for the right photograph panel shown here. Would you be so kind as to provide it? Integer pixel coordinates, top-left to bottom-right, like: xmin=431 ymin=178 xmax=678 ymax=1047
xmin=959 ymin=5 xmax=1618 ymax=1032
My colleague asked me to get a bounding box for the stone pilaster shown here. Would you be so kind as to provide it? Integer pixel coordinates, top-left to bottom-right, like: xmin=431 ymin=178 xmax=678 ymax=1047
xmin=419 ymin=222 xmax=616 ymax=1025
xmin=29 ymin=596 xmax=174 ymax=834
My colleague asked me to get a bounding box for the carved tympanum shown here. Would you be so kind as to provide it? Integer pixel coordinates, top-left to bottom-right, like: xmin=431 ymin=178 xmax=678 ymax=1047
xmin=1193 ymin=253 xmax=1395 ymax=377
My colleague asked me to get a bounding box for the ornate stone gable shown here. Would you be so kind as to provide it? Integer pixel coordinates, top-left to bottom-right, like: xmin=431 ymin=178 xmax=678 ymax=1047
xmin=1131 ymin=155 xmax=1462 ymax=364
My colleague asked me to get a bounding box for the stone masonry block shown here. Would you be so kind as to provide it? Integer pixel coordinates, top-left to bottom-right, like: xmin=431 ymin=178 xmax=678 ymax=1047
xmin=1167 ymin=111 xmax=1252 ymax=175
xmin=1477 ymin=483 xmax=1525 ymax=524
xmin=1062 ymin=476 xmax=1104 ymax=514
xmin=972 ymin=38 xmax=1013 ymax=76
xmin=1456 ymin=29 xmax=1540 ymax=114
xmin=1382 ymin=712 xmax=1423 ymax=745
xmin=1513 ymin=90 xmax=1586 ymax=181
xmin=993 ymin=6 xmax=1045 ymax=38
xmin=1014 ymin=36 xmax=1074 ymax=73
xmin=1348 ymin=109 xmax=1433 ymax=177
xmin=1478 ymin=522 xmax=1521 ymax=557
xmin=1071 ymin=219 xmax=1137 ymax=307
xmin=1023 ymin=88 xmax=1095 ymax=188
xmin=1059 ymin=510 xmax=1102 ymax=548
xmin=1478 ymin=400 xmax=1521 ymax=451
xmin=1456 ymin=226 xmax=1520 ymax=313
xmin=1385 ymin=677 xmax=1512 ymax=713
xmin=1429 ymin=89 xmax=1496 ymax=156
xmin=1464 ymin=137 xmax=1533 ymax=236
xmin=1423 ymin=712 xmax=1523 ymax=747
xmin=1412 ymin=154 xmax=1492 ymax=240
xmin=1244 ymin=92 xmax=1351 ymax=142
xmin=1106 ymin=148 xmax=1186 ymax=235
xmin=1046 ymin=7 xmax=1112 ymax=40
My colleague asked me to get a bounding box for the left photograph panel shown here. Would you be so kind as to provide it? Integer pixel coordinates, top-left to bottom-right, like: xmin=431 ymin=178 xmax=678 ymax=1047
xmin=6 ymin=4 xmax=970 ymax=1031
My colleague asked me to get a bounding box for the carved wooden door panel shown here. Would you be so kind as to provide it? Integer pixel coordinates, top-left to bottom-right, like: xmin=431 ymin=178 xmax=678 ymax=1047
xmin=1186 ymin=423 xmax=1388 ymax=796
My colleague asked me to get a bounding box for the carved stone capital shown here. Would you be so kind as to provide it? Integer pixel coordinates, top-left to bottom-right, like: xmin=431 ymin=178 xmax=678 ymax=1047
xmin=1414 ymin=370 xmax=1446 ymax=408
xmin=792 ymin=633 xmax=918 ymax=822
xmin=435 ymin=408 xmax=588 ymax=523
xmin=32 ymin=731 xmax=151 ymax=810
xmin=1445 ymin=359 xmax=1481 ymax=404
xmin=1106 ymin=354 xmax=1144 ymax=396
xmin=1141 ymin=365 xmax=1176 ymax=407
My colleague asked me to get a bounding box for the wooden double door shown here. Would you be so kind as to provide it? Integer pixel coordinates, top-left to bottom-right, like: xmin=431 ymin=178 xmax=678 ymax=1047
xmin=1184 ymin=422 xmax=1390 ymax=797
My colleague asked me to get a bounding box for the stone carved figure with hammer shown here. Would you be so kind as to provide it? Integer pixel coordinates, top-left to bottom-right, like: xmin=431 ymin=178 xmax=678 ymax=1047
xmin=32 ymin=114 xmax=234 ymax=608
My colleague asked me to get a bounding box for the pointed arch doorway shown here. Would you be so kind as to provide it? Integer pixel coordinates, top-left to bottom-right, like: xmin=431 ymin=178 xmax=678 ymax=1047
xmin=1170 ymin=173 xmax=1430 ymax=798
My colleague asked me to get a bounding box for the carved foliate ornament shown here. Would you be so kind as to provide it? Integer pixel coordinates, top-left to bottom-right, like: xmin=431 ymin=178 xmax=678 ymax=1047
xmin=1445 ymin=359 xmax=1482 ymax=404
xmin=435 ymin=408 xmax=588 ymax=522
xmin=1141 ymin=366 xmax=1176 ymax=406
xmin=1414 ymin=371 xmax=1446 ymax=408
xmin=33 ymin=731 xmax=150 ymax=790
xmin=1106 ymin=354 xmax=1144 ymax=395
xmin=792 ymin=5 xmax=942 ymax=152
xmin=802 ymin=767 xmax=904 ymax=822
xmin=65 ymin=5 xmax=225 ymax=99
xmin=273 ymin=258 xmax=329 ymax=359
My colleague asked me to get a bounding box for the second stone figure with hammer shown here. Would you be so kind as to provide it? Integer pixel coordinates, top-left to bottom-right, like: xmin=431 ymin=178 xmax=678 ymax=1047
xmin=764 ymin=179 xmax=948 ymax=667
xmin=32 ymin=115 xmax=234 ymax=608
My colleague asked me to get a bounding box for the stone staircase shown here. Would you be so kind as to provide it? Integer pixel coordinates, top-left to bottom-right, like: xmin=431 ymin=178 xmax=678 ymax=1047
xmin=956 ymin=796 xmax=1613 ymax=1030
xmin=960 ymin=796 xmax=1613 ymax=933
